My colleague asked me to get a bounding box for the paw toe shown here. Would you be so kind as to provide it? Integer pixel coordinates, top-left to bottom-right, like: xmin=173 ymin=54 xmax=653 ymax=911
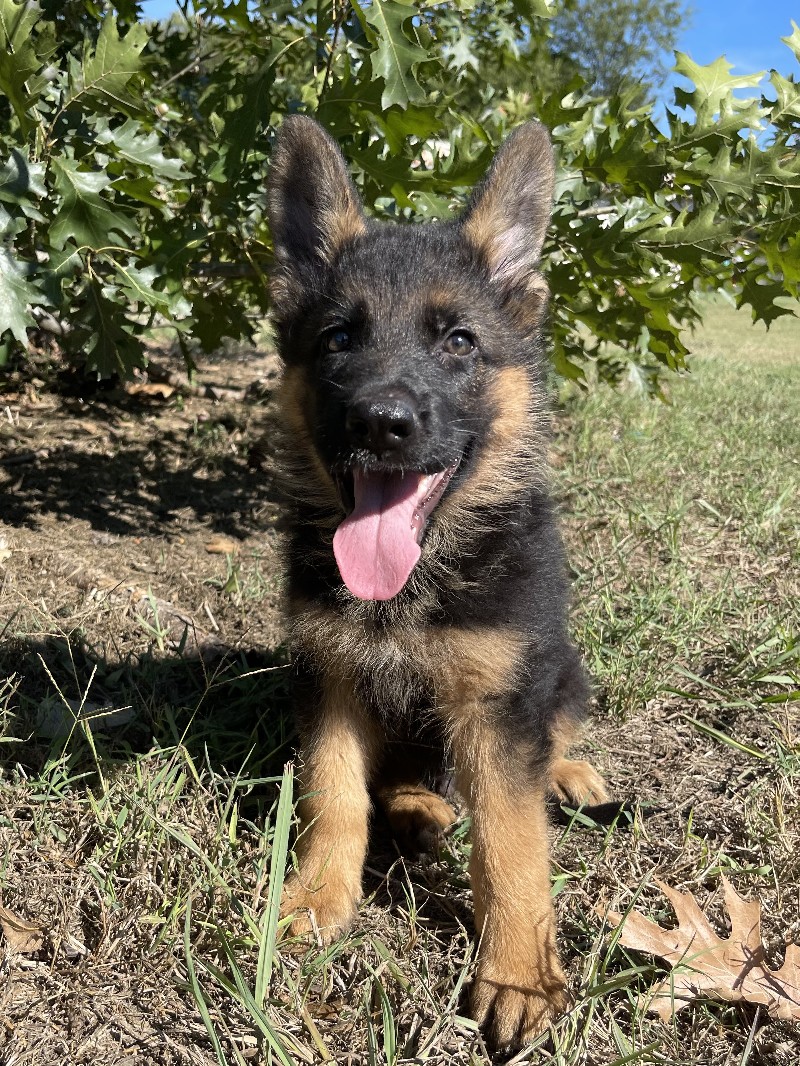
xmin=384 ymin=789 xmax=456 ymax=855
xmin=550 ymin=757 xmax=609 ymax=806
xmin=280 ymin=875 xmax=358 ymax=945
xmin=472 ymin=977 xmax=568 ymax=1054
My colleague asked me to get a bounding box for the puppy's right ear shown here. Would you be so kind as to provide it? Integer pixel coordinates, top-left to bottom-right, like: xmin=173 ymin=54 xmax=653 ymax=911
xmin=268 ymin=116 xmax=366 ymax=310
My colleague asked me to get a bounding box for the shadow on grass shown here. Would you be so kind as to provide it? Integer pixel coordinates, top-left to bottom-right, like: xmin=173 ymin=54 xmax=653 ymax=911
xmin=0 ymin=633 xmax=470 ymax=906
xmin=0 ymin=633 xmax=295 ymax=812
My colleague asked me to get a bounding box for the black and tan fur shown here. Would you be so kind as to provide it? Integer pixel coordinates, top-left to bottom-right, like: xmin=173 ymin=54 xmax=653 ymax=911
xmin=267 ymin=115 xmax=608 ymax=1053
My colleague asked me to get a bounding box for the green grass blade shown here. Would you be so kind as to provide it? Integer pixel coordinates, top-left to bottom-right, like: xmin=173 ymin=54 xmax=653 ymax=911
xmin=184 ymin=898 xmax=229 ymax=1066
xmin=679 ymin=713 xmax=768 ymax=760
xmin=216 ymin=926 xmax=298 ymax=1066
xmin=255 ymin=761 xmax=294 ymax=1009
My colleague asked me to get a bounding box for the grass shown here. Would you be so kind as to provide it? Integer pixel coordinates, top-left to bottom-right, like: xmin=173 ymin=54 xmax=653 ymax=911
xmin=559 ymin=296 xmax=799 ymax=724
xmin=0 ymin=297 xmax=798 ymax=1065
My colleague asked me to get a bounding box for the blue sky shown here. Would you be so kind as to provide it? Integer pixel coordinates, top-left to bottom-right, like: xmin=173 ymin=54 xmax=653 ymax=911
xmin=139 ymin=1 xmax=800 ymax=84
xmin=678 ymin=1 xmax=797 ymax=79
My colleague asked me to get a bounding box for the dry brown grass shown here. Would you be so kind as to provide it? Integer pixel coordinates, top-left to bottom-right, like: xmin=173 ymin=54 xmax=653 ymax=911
xmin=1 ymin=299 xmax=798 ymax=1064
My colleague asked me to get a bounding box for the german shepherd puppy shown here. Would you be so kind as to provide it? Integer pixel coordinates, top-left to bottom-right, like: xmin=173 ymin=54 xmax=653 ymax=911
xmin=267 ymin=116 xmax=607 ymax=1053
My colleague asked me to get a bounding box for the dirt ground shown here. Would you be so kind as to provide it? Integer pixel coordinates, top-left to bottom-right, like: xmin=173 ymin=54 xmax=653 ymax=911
xmin=0 ymin=346 xmax=286 ymax=655
xmin=0 ymin=326 xmax=798 ymax=1065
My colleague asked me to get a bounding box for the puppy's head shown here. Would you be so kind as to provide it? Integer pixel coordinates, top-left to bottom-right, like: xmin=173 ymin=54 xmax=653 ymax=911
xmin=268 ymin=116 xmax=555 ymax=602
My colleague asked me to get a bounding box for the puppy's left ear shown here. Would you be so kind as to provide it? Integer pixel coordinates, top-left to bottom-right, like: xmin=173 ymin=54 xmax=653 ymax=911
xmin=460 ymin=121 xmax=555 ymax=305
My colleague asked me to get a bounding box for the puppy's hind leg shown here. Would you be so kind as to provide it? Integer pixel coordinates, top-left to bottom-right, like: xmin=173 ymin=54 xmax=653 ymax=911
xmin=547 ymin=652 xmax=608 ymax=807
xmin=549 ymin=712 xmax=608 ymax=807
xmin=374 ymin=748 xmax=456 ymax=856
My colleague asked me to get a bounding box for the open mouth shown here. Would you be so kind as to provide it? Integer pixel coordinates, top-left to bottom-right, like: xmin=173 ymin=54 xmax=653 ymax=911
xmin=332 ymin=462 xmax=459 ymax=602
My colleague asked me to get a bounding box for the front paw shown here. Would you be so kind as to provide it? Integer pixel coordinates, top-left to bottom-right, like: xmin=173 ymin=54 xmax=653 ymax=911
xmin=471 ymin=969 xmax=569 ymax=1054
xmin=280 ymin=872 xmax=360 ymax=945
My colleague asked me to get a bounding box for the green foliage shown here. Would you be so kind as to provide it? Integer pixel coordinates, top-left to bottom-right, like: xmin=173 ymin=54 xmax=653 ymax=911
xmin=0 ymin=0 xmax=798 ymax=389
xmin=0 ymin=246 xmax=39 ymax=345
xmin=359 ymin=0 xmax=431 ymax=108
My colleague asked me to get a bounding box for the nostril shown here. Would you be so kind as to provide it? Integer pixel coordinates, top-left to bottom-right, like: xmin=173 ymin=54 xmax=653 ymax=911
xmin=347 ymin=414 xmax=370 ymax=439
xmin=389 ymin=418 xmax=412 ymax=439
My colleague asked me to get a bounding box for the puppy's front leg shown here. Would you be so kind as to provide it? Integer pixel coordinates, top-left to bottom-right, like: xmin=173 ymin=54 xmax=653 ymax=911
xmin=453 ymin=721 xmax=567 ymax=1053
xmin=282 ymin=670 xmax=380 ymax=943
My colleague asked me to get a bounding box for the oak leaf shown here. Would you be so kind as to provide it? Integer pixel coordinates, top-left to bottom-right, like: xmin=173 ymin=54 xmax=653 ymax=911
xmin=606 ymin=878 xmax=800 ymax=1020
xmin=126 ymin=381 xmax=175 ymax=400
xmin=0 ymin=906 xmax=45 ymax=954
xmin=205 ymin=535 xmax=238 ymax=555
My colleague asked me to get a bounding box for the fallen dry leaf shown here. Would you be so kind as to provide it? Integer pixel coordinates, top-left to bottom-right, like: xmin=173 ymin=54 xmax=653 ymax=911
xmin=606 ymin=878 xmax=800 ymax=1020
xmin=36 ymin=696 xmax=137 ymax=739
xmin=205 ymin=535 xmax=238 ymax=555
xmin=0 ymin=907 xmax=45 ymax=954
xmin=126 ymin=381 xmax=175 ymax=400
xmin=60 ymin=931 xmax=88 ymax=958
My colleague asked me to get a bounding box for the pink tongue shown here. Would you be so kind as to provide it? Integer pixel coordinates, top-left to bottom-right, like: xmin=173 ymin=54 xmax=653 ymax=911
xmin=333 ymin=469 xmax=426 ymax=601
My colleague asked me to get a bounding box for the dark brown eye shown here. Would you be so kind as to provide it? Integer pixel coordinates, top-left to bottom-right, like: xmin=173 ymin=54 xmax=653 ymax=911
xmin=442 ymin=330 xmax=475 ymax=357
xmin=325 ymin=328 xmax=351 ymax=353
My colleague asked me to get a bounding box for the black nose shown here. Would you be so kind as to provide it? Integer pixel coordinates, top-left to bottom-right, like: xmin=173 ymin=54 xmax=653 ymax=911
xmin=346 ymin=394 xmax=419 ymax=454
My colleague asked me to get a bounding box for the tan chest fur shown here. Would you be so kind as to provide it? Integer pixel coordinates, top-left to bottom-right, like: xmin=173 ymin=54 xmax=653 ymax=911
xmin=290 ymin=597 xmax=525 ymax=720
